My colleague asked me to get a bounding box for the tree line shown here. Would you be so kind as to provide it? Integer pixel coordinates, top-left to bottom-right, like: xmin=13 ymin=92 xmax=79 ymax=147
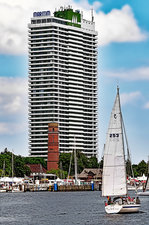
xmin=0 ymin=148 xmax=46 ymax=177
xmin=0 ymin=148 xmax=148 ymax=178
xmin=0 ymin=148 xmax=99 ymax=178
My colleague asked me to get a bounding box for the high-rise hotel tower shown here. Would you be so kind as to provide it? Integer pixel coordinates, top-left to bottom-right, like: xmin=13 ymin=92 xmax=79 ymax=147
xmin=28 ymin=7 xmax=98 ymax=159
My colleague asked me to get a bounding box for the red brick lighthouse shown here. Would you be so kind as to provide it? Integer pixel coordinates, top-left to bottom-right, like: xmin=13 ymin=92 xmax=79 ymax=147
xmin=47 ymin=123 xmax=59 ymax=171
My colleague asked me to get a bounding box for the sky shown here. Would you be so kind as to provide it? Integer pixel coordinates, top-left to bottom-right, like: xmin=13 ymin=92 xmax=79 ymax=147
xmin=0 ymin=0 xmax=149 ymax=163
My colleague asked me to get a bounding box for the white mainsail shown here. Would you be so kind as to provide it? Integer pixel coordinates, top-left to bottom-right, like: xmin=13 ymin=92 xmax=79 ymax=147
xmin=102 ymin=87 xmax=127 ymax=197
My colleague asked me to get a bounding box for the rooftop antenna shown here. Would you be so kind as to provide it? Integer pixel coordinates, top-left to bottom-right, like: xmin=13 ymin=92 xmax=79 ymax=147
xmin=91 ymin=8 xmax=94 ymax=22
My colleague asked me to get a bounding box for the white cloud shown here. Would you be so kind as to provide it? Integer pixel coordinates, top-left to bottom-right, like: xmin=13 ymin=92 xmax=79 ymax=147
xmin=75 ymin=0 xmax=102 ymax=11
xmin=0 ymin=1 xmax=147 ymax=54
xmin=3 ymin=96 xmax=22 ymax=113
xmin=120 ymin=91 xmax=142 ymax=105
xmin=0 ymin=122 xmax=27 ymax=135
xmin=0 ymin=77 xmax=28 ymax=135
xmin=93 ymin=1 xmax=102 ymax=11
xmin=0 ymin=77 xmax=27 ymax=115
xmin=144 ymin=102 xmax=149 ymax=109
xmin=0 ymin=122 xmax=9 ymax=134
xmin=0 ymin=0 xmax=72 ymax=54
xmin=104 ymin=66 xmax=149 ymax=81
xmin=96 ymin=5 xmax=147 ymax=46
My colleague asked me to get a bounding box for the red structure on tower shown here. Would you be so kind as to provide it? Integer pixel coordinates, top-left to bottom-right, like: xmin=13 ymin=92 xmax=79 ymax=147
xmin=47 ymin=123 xmax=59 ymax=171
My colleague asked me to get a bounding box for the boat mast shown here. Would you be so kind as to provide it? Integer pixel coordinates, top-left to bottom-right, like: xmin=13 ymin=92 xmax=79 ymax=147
xmin=122 ymin=115 xmax=137 ymax=193
xmin=148 ymin=156 xmax=149 ymax=176
xmin=117 ymin=86 xmax=128 ymax=195
xmin=74 ymin=137 xmax=78 ymax=185
xmin=67 ymin=151 xmax=73 ymax=181
xmin=145 ymin=156 xmax=149 ymax=191
xmin=12 ymin=151 xmax=14 ymax=178
xmin=122 ymin=118 xmax=130 ymax=161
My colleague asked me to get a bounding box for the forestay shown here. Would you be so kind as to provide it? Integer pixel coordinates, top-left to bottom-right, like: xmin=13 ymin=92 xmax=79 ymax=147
xmin=145 ymin=177 xmax=149 ymax=191
xmin=102 ymin=87 xmax=127 ymax=197
xmin=145 ymin=158 xmax=149 ymax=191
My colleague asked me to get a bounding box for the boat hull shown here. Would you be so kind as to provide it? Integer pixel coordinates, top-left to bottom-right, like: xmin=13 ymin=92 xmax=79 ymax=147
xmin=105 ymin=204 xmax=140 ymax=214
xmin=0 ymin=189 xmax=6 ymax=193
xmin=138 ymin=191 xmax=149 ymax=196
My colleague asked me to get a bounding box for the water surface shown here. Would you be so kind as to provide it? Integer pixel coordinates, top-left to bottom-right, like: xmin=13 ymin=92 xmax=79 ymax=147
xmin=0 ymin=191 xmax=148 ymax=225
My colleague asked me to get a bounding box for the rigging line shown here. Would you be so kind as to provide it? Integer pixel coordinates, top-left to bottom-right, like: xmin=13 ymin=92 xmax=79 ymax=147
xmin=100 ymin=144 xmax=105 ymax=162
xmin=122 ymin=115 xmax=137 ymax=193
xmin=148 ymin=156 xmax=149 ymax=174
xmin=145 ymin=156 xmax=149 ymax=191
xmin=67 ymin=151 xmax=73 ymax=180
xmin=74 ymin=136 xmax=78 ymax=184
xmin=118 ymin=89 xmax=127 ymax=195
xmin=12 ymin=150 xmax=14 ymax=179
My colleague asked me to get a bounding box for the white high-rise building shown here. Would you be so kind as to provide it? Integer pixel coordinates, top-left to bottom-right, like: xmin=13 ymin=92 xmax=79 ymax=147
xmin=28 ymin=7 xmax=98 ymax=159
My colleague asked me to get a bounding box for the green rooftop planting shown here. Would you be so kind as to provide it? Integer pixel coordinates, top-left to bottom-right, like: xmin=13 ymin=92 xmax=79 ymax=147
xmin=54 ymin=7 xmax=81 ymax=27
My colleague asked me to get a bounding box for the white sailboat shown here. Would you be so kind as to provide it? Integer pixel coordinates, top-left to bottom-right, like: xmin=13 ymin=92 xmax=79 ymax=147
xmin=138 ymin=157 xmax=149 ymax=196
xmin=102 ymin=87 xmax=140 ymax=214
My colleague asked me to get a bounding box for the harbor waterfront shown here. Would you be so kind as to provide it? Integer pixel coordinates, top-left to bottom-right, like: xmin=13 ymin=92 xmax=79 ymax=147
xmin=0 ymin=191 xmax=149 ymax=225
xmin=0 ymin=3 xmax=149 ymax=225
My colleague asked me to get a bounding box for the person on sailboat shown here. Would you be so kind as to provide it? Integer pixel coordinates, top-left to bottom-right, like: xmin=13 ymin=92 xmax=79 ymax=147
xmin=136 ymin=197 xmax=140 ymax=204
xmin=107 ymin=196 xmax=112 ymax=205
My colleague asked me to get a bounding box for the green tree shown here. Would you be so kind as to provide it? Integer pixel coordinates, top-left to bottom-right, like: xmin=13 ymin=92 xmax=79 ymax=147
xmin=24 ymin=157 xmax=47 ymax=169
xmin=0 ymin=169 xmax=3 ymax=177
xmin=76 ymin=151 xmax=89 ymax=173
xmin=0 ymin=151 xmax=12 ymax=176
xmin=0 ymin=149 xmax=46 ymax=177
xmin=132 ymin=164 xmax=139 ymax=177
xmin=88 ymin=156 xmax=99 ymax=168
xmin=136 ymin=160 xmax=147 ymax=176
xmin=126 ymin=159 xmax=132 ymax=176
xmin=14 ymin=155 xmax=31 ymax=177
xmin=59 ymin=152 xmax=99 ymax=176
xmin=59 ymin=153 xmax=71 ymax=172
